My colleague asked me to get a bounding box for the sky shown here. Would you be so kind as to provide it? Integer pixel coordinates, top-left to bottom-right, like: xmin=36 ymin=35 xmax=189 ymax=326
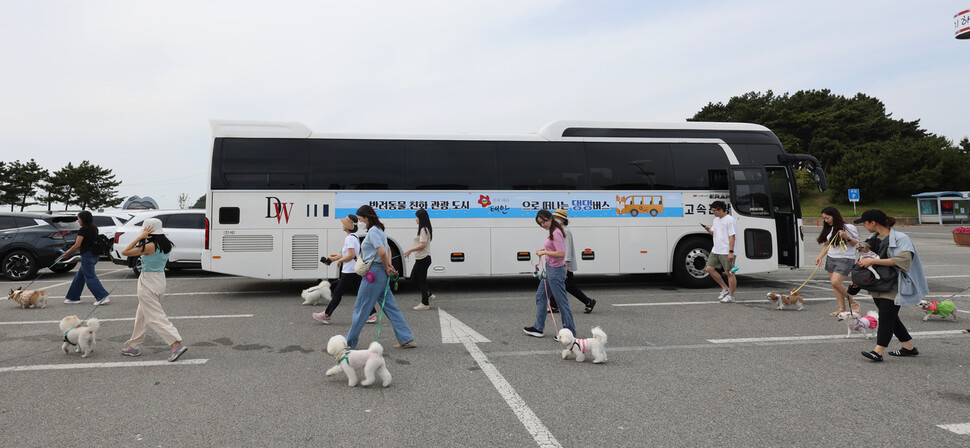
xmin=1 ymin=1 xmax=968 ymax=210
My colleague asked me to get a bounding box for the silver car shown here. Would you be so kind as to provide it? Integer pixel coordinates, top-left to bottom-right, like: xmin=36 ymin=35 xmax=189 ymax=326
xmin=109 ymin=210 xmax=206 ymax=275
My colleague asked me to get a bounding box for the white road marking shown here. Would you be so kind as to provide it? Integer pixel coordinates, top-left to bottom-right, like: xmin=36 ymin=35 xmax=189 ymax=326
xmin=441 ymin=309 xmax=560 ymax=448
xmin=0 ymin=358 xmax=207 ymax=373
xmin=0 ymin=314 xmax=254 ymax=326
xmin=613 ymin=296 xmax=871 ymax=307
xmin=937 ymin=423 xmax=970 ymax=435
xmin=708 ymin=329 xmax=965 ymax=344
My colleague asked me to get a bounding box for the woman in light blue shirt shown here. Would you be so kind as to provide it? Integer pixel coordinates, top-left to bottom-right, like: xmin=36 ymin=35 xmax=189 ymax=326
xmin=344 ymin=205 xmax=415 ymax=349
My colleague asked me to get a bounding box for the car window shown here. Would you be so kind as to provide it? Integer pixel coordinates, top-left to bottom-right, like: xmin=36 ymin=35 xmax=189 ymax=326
xmin=14 ymin=217 xmax=40 ymax=228
xmin=93 ymin=216 xmax=115 ymax=227
xmin=166 ymin=213 xmax=205 ymax=229
xmin=0 ymin=216 xmax=15 ymax=230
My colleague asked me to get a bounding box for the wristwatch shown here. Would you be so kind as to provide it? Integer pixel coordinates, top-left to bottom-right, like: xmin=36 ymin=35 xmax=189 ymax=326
xmin=728 ymin=250 xmax=734 ymax=253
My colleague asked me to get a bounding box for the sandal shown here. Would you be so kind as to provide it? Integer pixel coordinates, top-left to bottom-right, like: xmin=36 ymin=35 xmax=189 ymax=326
xmin=393 ymin=340 xmax=417 ymax=349
xmin=584 ymin=299 xmax=597 ymax=314
xmin=861 ymin=351 xmax=883 ymax=362
xmin=829 ymin=309 xmax=845 ymax=316
xmin=887 ymin=347 xmax=919 ymax=357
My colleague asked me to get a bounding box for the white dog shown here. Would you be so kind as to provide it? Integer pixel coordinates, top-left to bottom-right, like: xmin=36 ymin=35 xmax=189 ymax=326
xmin=837 ymin=310 xmax=878 ymax=339
xmin=918 ymin=299 xmax=958 ymax=321
xmin=325 ymin=335 xmax=391 ymax=387
xmin=557 ymin=327 xmax=608 ymax=363
xmin=59 ymin=315 xmax=100 ymax=358
xmin=301 ymin=280 xmax=332 ymax=306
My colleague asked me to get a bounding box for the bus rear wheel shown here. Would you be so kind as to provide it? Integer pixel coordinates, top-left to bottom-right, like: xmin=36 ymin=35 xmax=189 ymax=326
xmin=672 ymin=237 xmax=713 ymax=288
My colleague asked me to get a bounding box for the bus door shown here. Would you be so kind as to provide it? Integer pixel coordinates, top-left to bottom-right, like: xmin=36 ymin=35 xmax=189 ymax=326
xmin=727 ymin=166 xmax=799 ymax=269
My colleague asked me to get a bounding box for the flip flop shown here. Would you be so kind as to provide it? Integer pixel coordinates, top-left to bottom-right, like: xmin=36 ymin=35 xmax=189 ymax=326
xmin=829 ymin=310 xmax=845 ymax=316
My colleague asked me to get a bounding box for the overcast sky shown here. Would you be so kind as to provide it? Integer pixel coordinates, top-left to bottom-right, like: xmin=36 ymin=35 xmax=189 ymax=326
xmin=2 ymin=1 xmax=967 ymax=210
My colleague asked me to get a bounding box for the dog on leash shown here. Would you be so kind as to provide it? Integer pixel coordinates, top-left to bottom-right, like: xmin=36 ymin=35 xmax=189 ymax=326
xmin=7 ymin=288 xmax=49 ymax=308
xmin=854 ymin=241 xmax=882 ymax=280
xmin=837 ymin=311 xmax=878 ymax=339
xmin=918 ymin=300 xmax=958 ymax=321
xmin=557 ymin=327 xmax=608 ymax=363
xmin=766 ymin=290 xmax=804 ymax=310
xmin=324 ymin=335 xmax=391 ymax=387
xmin=59 ymin=315 xmax=100 ymax=358
xmin=301 ymin=280 xmax=332 ymax=306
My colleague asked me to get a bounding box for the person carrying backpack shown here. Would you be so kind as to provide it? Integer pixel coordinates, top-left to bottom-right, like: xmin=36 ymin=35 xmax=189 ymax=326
xmin=61 ymin=211 xmax=110 ymax=305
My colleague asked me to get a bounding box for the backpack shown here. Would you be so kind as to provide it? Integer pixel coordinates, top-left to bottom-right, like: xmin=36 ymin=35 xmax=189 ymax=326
xmin=90 ymin=234 xmax=113 ymax=256
xmin=849 ymin=236 xmax=899 ymax=292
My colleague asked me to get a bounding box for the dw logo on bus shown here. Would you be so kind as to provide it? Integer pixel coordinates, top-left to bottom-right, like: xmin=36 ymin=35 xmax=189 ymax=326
xmin=266 ymin=196 xmax=295 ymax=224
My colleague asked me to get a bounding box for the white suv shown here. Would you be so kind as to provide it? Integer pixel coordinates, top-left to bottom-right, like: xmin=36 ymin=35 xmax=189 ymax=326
xmin=110 ymin=209 xmax=207 ymax=274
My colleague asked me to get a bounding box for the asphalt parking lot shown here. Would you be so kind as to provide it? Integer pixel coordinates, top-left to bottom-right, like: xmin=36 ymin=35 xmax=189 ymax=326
xmin=2 ymin=225 xmax=970 ymax=447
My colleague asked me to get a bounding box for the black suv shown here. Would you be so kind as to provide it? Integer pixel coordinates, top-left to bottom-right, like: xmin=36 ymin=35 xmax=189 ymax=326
xmin=0 ymin=213 xmax=81 ymax=281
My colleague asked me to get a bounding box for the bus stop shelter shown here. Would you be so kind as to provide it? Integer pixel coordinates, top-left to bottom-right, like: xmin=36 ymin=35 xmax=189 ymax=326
xmin=913 ymin=191 xmax=970 ymax=224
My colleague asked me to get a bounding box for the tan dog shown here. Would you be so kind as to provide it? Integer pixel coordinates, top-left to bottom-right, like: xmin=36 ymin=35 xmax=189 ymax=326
xmin=7 ymin=288 xmax=49 ymax=308
xmin=766 ymin=290 xmax=804 ymax=310
xmin=60 ymin=315 xmax=100 ymax=358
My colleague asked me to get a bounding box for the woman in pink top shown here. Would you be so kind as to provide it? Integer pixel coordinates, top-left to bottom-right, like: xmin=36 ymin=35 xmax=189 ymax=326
xmin=523 ymin=210 xmax=576 ymax=338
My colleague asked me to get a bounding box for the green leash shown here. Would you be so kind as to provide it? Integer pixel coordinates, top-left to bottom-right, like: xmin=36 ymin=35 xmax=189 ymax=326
xmin=374 ymin=274 xmax=398 ymax=341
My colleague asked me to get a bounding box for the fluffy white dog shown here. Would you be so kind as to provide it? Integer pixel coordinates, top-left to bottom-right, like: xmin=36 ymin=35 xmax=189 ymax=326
xmin=837 ymin=310 xmax=878 ymax=339
xmin=301 ymin=280 xmax=332 ymax=306
xmin=325 ymin=335 xmax=391 ymax=387
xmin=59 ymin=315 xmax=100 ymax=358
xmin=557 ymin=326 xmax=608 ymax=363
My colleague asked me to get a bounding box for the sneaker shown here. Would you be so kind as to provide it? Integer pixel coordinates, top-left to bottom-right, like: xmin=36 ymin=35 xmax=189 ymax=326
xmin=168 ymin=343 xmax=188 ymax=362
xmin=523 ymin=326 xmax=544 ymax=338
xmin=94 ymin=298 xmax=110 ymax=306
xmin=887 ymin=347 xmax=919 ymax=357
xmin=64 ymin=299 xmax=82 ymax=304
xmin=120 ymin=347 xmax=141 ymax=357
xmin=717 ymin=289 xmax=730 ymax=300
xmin=366 ymin=314 xmax=378 ymax=324
xmin=428 ymin=294 xmax=436 ymax=305
xmin=413 ymin=303 xmax=430 ymax=311
xmin=861 ymin=350 xmax=883 ymax=362
xmin=312 ymin=312 xmax=331 ymax=324
xmin=719 ymin=295 xmax=736 ymax=303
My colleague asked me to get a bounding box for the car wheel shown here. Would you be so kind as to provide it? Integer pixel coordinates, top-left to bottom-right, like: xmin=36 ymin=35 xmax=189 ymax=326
xmin=50 ymin=263 xmax=77 ymax=273
xmin=2 ymin=250 xmax=38 ymax=282
xmin=672 ymin=236 xmax=713 ymax=288
xmin=127 ymin=256 xmax=142 ymax=277
xmin=650 ymin=209 xmax=659 ymax=217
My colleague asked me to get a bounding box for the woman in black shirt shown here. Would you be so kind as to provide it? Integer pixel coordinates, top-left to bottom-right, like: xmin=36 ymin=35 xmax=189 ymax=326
xmin=62 ymin=211 xmax=110 ymax=305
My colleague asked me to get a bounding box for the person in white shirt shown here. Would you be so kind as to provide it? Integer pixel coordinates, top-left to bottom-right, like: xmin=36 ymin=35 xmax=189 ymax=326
xmin=703 ymin=201 xmax=738 ymax=303
xmin=404 ymin=208 xmax=435 ymax=311
xmin=312 ymin=215 xmax=377 ymax=325
xmin=813 ymin=207 xmax=861 ymax=316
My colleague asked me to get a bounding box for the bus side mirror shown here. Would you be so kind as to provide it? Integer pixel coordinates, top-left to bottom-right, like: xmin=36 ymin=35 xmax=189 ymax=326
xmin=813 ymin=167 xmax=828 ymax=192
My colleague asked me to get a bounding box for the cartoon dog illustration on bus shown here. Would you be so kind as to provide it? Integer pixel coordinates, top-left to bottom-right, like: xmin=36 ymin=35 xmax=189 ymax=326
xmin=615 ymin=195 xmax=663 ymax=217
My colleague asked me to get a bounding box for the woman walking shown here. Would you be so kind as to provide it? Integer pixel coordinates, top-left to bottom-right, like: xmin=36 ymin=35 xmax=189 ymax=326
xmin=814 ymin=207 xmax=861 ymax=316
xmin=62 ymin=211 xmax=110 ymax=305
xmin=404 ymin=208 xmax=435 ymax=311
xmin=855 ymin=209 xmax=929 ymax=362
xmin=344 ymin=205 xmax=415 ymax=349
xmin=552 ymin=209 xmax=596 ymax=313
xmin=523 ymin=210 xmax=576 ymax=338
xmin=119 ymin=218 xmax=188 ymax=362
xmin=312 ymin=215 xmax=378 ymax=324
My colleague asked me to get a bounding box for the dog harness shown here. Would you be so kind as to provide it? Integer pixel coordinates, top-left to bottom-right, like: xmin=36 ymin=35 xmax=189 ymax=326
xmin=924 ymin=300 xmax=956 ymax=318
xmin=62 ymin=330 xmax=77 ymax=346
xmin=12 ymin=290 xmax=39 ymax=307
xmin=571 ymin=338 xmax=589 ymax=354
xmin=335 ymin=348 xmax=351 ymax=365
xmin=852 ymin=316 xmax=878 ymax=331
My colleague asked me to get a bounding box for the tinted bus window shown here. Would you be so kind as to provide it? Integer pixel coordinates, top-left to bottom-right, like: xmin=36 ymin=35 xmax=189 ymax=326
xmin=220 ymin=139 xmax=308 ymax=189
xmin=670 ymin=143 xmax=730 ymax=190
xmin=497 ymin=142 xmax=586 ymax=190
xmin=406 ymin=141 xmax=497 ymax=190
xmin=586 ymin=143 xmax=675 ymax=190
xmin=308 ymin=140 xmax=405 ymax=190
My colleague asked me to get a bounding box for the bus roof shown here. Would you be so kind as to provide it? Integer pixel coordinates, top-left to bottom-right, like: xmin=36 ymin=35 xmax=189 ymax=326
xmin=209 ymin=119 xmax=772 ymax=142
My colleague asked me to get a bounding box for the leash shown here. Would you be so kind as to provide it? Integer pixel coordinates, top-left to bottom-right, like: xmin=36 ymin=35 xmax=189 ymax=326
xmin=791 ymin=235 xmax=839 ymax=294
xmin=19 ymin=257 xmax=65 ymax=292
xmin=535 ymin=255 xmax=561 ymax=335
xmin=373 ymin=273 xmax=396 ymax=342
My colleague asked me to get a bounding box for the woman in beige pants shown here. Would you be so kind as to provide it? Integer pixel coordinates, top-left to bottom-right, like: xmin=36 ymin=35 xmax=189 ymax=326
xmin=119 ymin=218 xmax=187 ymax=362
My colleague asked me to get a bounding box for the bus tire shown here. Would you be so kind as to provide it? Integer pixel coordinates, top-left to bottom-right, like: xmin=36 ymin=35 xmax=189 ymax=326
xmin=389 ymin=243 xmax=404 ymax=279
xmin=672 ymin=236 xmax=713 ymax=288
xmin=650 ymin=209 xmax=658 ymax=216
xmin=630 ymin=209 xmax=638 ymax=217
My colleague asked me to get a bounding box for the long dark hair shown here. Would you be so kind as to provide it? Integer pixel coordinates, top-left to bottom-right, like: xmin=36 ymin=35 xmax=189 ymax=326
xmin=146 ymin=234 xmax=175 ymax=254
xmin=78 ymin=210 xmax=95 ymax=229
xmin=356 ymin=205 xmax=385 ymax=231
xmin=415 ymin=208 xmax=433 ymax=241
xmin=817 ymin=206 xmax=846 ymax=244
xmin=535 ymin=210 xmax=564 ymax=241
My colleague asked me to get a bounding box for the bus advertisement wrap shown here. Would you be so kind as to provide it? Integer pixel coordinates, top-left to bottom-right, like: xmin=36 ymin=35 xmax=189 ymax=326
xmin=335 ymin=192 xmax=685 ymax=219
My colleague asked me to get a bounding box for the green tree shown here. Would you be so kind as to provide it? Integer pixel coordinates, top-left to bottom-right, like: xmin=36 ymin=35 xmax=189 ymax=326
xmin=5 ymin=159 xmax=48 ymax=211
xmin=70 ymin=161 xmax=123 ymax=210
xmin=192 ymin=194 xmax=206 ymax=209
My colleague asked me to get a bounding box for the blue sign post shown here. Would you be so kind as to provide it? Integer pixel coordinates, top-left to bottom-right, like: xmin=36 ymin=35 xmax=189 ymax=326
xmin=848 ymin=188 xmax=860 ymax=215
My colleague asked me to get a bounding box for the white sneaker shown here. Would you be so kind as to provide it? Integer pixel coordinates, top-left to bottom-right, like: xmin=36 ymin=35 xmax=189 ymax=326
xmin=717 ymin=289 xmax=730 ymax=300
xmin=428 ymin=294 xmax=436 ymax=305
xmin=413 ymin=303 xmax=430 ymax=311
xmin=719 ymin=295 xmax=736 ymax=303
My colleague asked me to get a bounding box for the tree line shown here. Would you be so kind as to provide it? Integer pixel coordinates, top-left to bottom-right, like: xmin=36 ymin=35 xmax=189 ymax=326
xmin=690 ymin=89 xmax=970 ymax=202
xmin=0 ymin=160 xmax=124 ymax=211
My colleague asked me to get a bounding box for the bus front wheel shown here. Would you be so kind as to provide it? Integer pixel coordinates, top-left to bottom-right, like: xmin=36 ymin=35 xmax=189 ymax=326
xmin=630 ymin=209 xmax=638 ymax=217
xmin=672 ymin=237 xmax=713 ymax=288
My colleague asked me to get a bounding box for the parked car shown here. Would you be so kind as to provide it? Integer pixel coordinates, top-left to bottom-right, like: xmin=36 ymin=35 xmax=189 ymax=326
xmin=0 ymin=212 xmax=81 ymax=281
xmin=110 ymin=209 xmax=206 ymax=275
xmin=92 ymin=212 xmax=134 ymax=239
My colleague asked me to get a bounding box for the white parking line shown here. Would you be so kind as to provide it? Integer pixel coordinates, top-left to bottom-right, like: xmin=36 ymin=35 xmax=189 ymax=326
xmin=0 ymin=314 xmax=255 ymax=326
xmin=937 ymin=423 xmax=970 ymax=435
xmin=0 ymin=358 xmax=207 ymax=373
xmin=708 ymin=329 xmax=965 ymax=344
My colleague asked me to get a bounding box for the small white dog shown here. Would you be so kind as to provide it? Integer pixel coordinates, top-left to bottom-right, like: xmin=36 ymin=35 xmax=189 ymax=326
xmin=325 ymin=335 xmax=391 ymax=387
xmin=557 ymin=327 xmax=608 ymax=364
xmin=837 ymin=310 xmax=878 ymax=339
xmin=59 ymin=315 xmax=100 ymax=358
xmin=301 ymin=280 xmax=332 ymax=306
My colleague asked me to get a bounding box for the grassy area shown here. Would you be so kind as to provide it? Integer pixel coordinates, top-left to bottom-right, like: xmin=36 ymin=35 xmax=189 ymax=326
xmin=799 ymin=192 xmax=918 ymax=219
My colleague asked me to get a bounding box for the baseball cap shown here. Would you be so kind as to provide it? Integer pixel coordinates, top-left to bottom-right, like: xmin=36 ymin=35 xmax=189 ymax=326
xmin=853 ymin=209 xmax=887 ymax=224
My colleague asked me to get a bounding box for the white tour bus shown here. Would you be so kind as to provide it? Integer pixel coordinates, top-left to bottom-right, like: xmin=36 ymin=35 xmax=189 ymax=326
xmin=203 ymin=120 xmax=827 ymax=287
